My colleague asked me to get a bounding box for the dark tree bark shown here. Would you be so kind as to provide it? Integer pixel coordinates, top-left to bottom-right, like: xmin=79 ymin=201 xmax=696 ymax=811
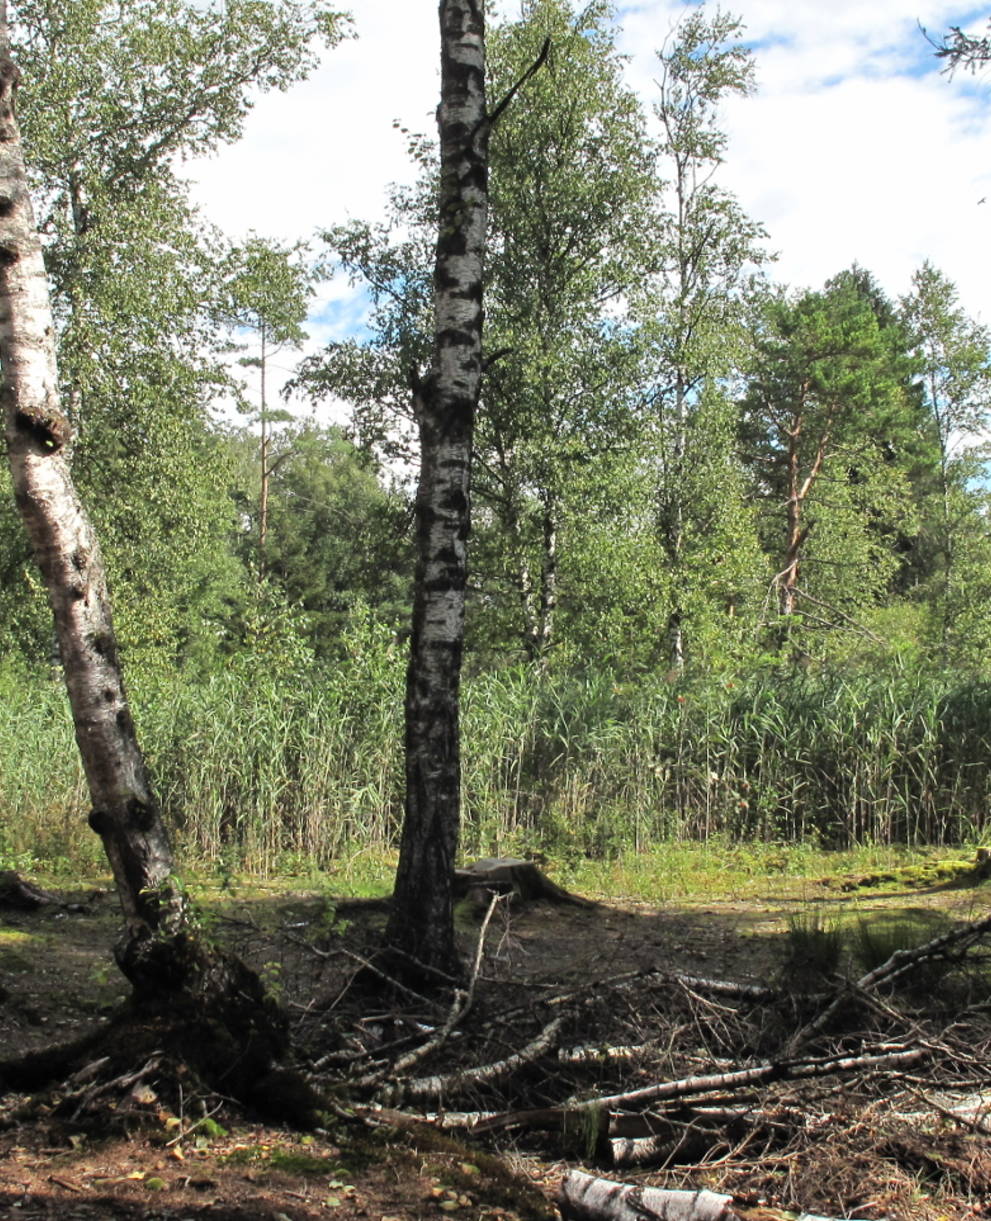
xmin=0 ymin=10 xmax=284 ymax=1074
xmin=383 ymin=0 xmax=491 ymax=981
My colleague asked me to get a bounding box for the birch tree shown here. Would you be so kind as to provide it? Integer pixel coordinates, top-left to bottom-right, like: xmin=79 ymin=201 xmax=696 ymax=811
xmin=901 ymin=263 xmax=991 ymax=663
xmin=477 ymin=0 xmax=654 ymax=662
xmin=645 ymin=7 xmax=767 ymax=670
xmin=380 ymin=0 xmax=492 ymax=980
xmin=0 ymin=4 xmax=283 ymax=1075
xmin=383 ymin=0 xmax=547 ymax=979
xmin=0 ymin=0 xmax=347 ymax=671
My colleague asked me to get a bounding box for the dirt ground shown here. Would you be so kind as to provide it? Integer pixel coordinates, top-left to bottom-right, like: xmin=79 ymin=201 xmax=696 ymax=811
xmin=1 ymin=857 xmax=989 ymax=1221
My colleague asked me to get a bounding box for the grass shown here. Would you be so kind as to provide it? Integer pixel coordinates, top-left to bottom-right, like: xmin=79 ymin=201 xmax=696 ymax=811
xmin=553 ymin=841 xmax=955 ymax=903
xmin=782 ymin=909 xmax=845 ymax=981
xmin=5 ymin=655 xmax=991 ymax=875
xmin=17 ymin=840 xmax=988 ymax=918
xmin=850 ymin=909 xmax=955 ymax=979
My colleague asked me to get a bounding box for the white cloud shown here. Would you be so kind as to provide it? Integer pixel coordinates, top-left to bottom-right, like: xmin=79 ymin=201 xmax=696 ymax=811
xmin=187 ymin=0 xmax=991 ymax=388
xmin=617 ymin=1 xmax=991 ymax=320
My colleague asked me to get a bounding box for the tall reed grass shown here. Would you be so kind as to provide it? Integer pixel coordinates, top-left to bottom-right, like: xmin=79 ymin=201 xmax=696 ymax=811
xmin=1 ymin=649 xmax=990 ymax=872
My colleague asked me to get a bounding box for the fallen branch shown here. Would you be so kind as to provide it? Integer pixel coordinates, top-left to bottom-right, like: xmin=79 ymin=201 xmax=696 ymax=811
xmin=378 ymin=1012 xmax=567 ymax=1104
xmin=558 ymin=1041 xmax=659 ymax=1065
xmin=505 ymin=968 xmax=772 ymax=1021
xmin=577 ymin=1045 xmax=925 ymax=1112
xmin=858 ymin=912 xmax=991 ymax=990
xmin=410 ymin=1047 xmax=924 ymax=1135
xmin=359 ymin=893 xmax=504 ymax=1089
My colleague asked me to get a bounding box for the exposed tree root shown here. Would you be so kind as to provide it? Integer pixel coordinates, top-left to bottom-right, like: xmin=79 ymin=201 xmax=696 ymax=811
xmin=0 ymin=934 xmax=328 ymax=1131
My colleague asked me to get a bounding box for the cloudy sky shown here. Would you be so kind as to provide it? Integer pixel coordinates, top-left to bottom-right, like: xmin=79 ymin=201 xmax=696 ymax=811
xmin=188 ymin=0 xmax=991 ymax=401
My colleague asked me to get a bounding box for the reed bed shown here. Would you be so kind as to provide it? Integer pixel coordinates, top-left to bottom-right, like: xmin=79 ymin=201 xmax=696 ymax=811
xmin=1 ymin=654 xmax=990 ymax=872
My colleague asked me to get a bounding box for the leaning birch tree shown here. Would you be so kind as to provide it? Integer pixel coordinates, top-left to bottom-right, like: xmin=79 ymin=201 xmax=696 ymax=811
xmin=0 ymin=4 xmax=282 ymax=1074
xmin=383 ymin=0 xmax=545 ymax=979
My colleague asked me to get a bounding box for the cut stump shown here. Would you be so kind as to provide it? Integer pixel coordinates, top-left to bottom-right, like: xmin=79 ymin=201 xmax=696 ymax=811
xmin=453 ymin=858 xmax=595 ymax=907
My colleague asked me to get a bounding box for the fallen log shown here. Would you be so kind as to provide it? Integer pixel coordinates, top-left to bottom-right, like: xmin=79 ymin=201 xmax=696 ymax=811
xmin=558 ymin=1170 xmax=876 ymax=1221
xmin=558 ymin=1172 xmax=741 ymax=1220
xmin=0 ymin=870 xmax=59 ymax=909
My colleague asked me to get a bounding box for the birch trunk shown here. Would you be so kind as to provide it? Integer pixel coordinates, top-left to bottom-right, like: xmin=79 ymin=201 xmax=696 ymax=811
xmin=0 ymin=20 xmax=182 ymax=952
xmin=0 ymin=18 xmax=283 ymax=1060
xmin=383 ymin=0 xmax=490 ymax=980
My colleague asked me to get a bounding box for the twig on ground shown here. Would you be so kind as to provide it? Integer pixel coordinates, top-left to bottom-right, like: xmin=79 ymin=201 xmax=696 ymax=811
xmin=358 ymin=893 xmax=505 ymax=1088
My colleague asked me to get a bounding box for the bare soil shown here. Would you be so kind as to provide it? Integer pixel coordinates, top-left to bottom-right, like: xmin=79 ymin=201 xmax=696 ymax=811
xmin=1 ymin=860 xmax=989 ymax=1220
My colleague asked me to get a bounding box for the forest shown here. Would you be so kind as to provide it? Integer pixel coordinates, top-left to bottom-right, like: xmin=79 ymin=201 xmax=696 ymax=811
xmin=3 ymin=0 xmax=991 ymax=876
xmin=2 ymin=1 xmax=991 ymax=1219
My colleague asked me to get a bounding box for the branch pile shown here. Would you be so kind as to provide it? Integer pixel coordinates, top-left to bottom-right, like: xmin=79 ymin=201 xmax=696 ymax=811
xmin=296 ymin=901 xmax=991 ymax=1218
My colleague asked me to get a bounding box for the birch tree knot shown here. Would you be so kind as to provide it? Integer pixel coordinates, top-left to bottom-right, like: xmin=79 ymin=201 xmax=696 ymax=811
xmin=15 ymin=404 xmax=71 ymax=451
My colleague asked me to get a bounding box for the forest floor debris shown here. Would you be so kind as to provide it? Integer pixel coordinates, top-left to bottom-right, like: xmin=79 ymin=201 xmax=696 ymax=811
xmin=0 ymin=852 xmax=990 ymax=1219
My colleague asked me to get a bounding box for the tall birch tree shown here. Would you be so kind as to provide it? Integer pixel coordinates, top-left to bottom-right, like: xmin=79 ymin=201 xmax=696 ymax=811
xmin=477 ymin=0 xmax=655 ymax=662
xmin=645 ymin=7 xmax=767 ymax=669
xmin=901 ymin=263 xmax=991 ymax=661
xmin=381 ymin=0 xmax=492 ymax=980
xmin=383 ymin=0 xmax=545 ymax=978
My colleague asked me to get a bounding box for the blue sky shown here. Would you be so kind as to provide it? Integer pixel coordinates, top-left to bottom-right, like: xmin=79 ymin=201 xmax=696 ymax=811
xmin=187 ymin=0 xmax=991 ymax=418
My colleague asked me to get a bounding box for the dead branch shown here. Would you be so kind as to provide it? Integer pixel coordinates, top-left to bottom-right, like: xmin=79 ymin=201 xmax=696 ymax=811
xmin=360 ymin=893 xmax=504 ymax=1089
xmin=786 ymin=912 xmax=991 ymax=1054
xmin=558 ymin=1041 xmax=659 ymax=1065
xmin=499 ymin=969 xmax=772 ymax=1025
xmin=379 ymin=1012 xmax=567 ymax=1105
xmin=857 ymin=911 xmax=991 ymax=990
xmin=576 ymin=1046 xmax=925 ymax=1112
xmin=487 ymin=36 xmax=551 ymax=127
xmin=411 ymin=1047 xmax=924 ymax=1137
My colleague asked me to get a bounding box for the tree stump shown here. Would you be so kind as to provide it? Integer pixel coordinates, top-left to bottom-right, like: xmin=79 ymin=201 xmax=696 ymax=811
xmin=453 ymin=858 xmax=594 ymax=907
xmin=0 ymin=870 xmax=58 ymax=910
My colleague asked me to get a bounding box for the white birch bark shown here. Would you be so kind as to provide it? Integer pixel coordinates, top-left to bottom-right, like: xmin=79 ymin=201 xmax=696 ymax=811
xmin=559 ymin=1172 xmax=742 ymax=1221
xmin=0 ymin=10 xmax=183 ymax=968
